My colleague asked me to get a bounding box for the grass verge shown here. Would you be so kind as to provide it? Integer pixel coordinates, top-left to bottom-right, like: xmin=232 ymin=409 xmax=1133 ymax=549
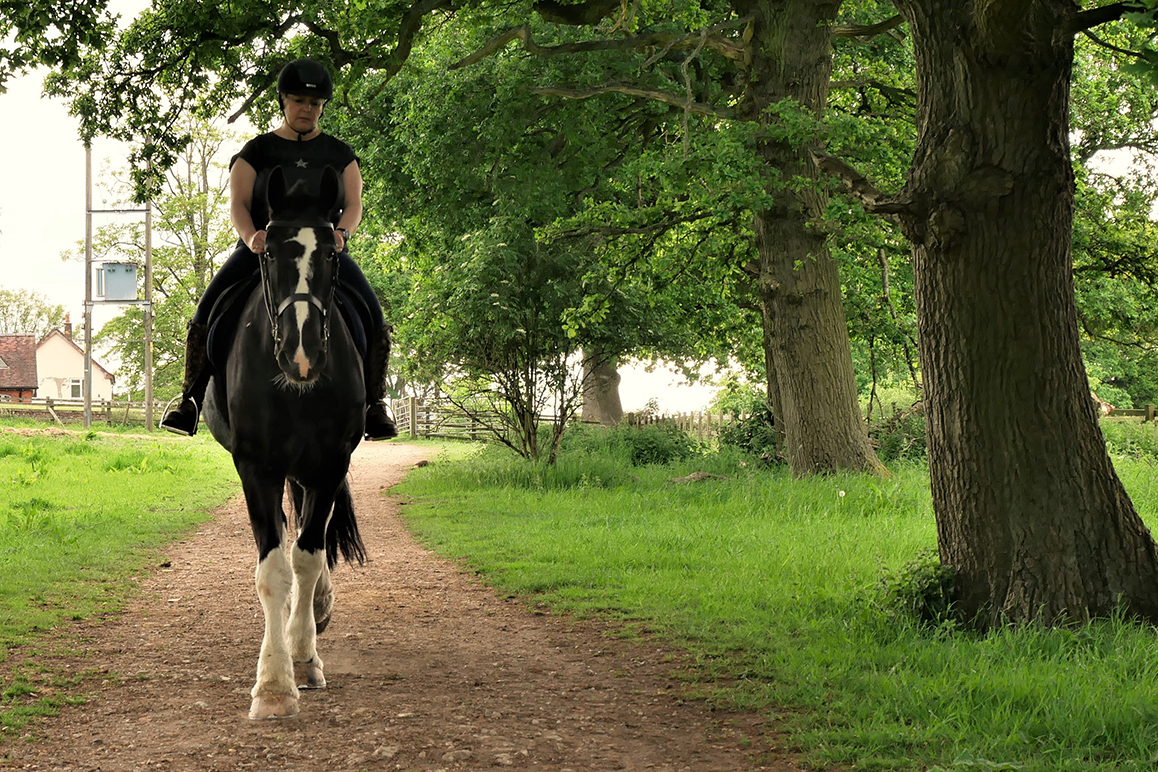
xmin=0 ymin=425 xmax=236 ymax=733
xmin=394 ymin=431 xmax=1158 ymax=772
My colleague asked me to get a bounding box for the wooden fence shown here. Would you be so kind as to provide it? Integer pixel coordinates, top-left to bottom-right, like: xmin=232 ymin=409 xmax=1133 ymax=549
xmin=623 ymin=410 xmax=748 ymax=442
xmin=390 ymin=398 xmax=513 ymax=440
xmin=390 ymin=397 xmax=747 ymax=442
xmin=0 ymin=397 xmax=167 ymax=427
xmin=1108 ymin=404 xmax=1157 ymax=421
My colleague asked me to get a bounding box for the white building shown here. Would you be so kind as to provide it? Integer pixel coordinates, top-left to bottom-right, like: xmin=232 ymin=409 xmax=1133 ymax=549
xmin=35 ymin=320 xmax=115 ymax=401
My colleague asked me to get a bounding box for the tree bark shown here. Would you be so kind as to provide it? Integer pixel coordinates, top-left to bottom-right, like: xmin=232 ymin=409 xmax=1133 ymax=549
xmin=893 ymin=0 xmax=1158 ymax=626
xmin=581 ymin=347 xmax=624 ymax=426
xmin=735 ymin=0 xmax=887 ymax=476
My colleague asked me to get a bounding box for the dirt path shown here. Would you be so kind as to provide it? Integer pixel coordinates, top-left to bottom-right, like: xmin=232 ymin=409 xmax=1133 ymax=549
xmin=2 ymin=441 xmax=799 ymax=771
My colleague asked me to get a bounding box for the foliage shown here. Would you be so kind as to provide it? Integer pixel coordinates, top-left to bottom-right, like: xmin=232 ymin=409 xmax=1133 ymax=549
xmin=1071 ymin=28 xmax=1158 ymax=410
xmin=874 ymin=548 xmax=956 ymax=628
xmin=0 ymin=1 xmax=114 ymax=89
xmin=69 ymin=121 xmax=241 ymax=399
xmin=864 ymin=384 xmax=927 ymax=463
xmin=718 ymin=404 xmax=780 ymax=462
xmin=620 ymin=424 xmax=701 ymax=466
xmin=1100 ymin=418 xmax=1158 ymax=462
xmin=0 ymin=288 xmax=66 ymax=341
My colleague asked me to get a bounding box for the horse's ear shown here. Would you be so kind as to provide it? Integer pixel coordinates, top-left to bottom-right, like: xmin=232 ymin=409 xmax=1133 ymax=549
xmin=266 ymin=166 xmax=288 ymax=219
xmin=320 ymin=166 xmax=340 ymax=214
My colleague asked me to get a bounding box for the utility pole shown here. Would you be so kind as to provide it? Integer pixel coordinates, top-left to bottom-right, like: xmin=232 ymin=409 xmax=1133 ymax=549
xmin=83 ymin=144 xmax=155 ymax=429
xmin=84 ymin=145 xmax=94 ymax=428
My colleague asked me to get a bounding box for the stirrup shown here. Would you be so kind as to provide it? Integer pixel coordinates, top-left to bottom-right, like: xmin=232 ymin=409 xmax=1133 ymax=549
xmin=161 ymin=396 xmax=201 ymax=437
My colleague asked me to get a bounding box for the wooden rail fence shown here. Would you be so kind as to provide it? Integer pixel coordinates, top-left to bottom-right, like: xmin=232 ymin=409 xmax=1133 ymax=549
xmin=390 ymin=397 xmax=749 ymax=442
xmin=0 ymin=397 xmax=166 ymax=427
xmin=1108 ymin=404 xmax=1157 ymax=421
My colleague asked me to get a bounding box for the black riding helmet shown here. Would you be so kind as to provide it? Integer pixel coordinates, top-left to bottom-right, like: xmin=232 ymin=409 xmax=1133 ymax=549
xmin=277 ymin=58 xmax=333 ymax=100
xmin=277 ymin=59 xmax=334 ymax=141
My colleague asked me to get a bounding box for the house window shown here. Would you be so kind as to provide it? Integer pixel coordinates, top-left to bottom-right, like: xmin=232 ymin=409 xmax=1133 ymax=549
xmin=70 ymin=380 xmax=82 ymax=399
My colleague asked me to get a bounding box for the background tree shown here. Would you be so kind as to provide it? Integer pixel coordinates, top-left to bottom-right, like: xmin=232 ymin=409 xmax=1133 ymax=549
xmin=44 ymin=0 xmax=924 ymax=476
xmin=0 ymin=1 xmax=114 ymax=88
xmin=343 ymin=26 xmax=751 ymax=457
xmin=71 ymin=121 xmax=239 ymax=398
xmin=1070 ymin=26 xmax=1158 ymax=410
xmin=0 ymin=288 xmax=66 ymax=340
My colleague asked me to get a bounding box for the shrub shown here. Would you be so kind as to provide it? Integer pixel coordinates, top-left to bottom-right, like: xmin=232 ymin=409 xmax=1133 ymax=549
xmin=1100 ymin=419 xmax=1158 ymax=462
xmin=718 ymin=404 xmax=782 ymax=464
xmin=621 ymin=424 xmax=700 ymax=466
xmin=867 ymin=401 xmax=927 ymax=463
xmin=875 ymin=549 xmax=957 ymax=628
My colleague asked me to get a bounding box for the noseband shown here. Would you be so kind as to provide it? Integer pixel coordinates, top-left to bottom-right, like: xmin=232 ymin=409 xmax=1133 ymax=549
xmin=260 ymin=219 xmax=339 ymax=348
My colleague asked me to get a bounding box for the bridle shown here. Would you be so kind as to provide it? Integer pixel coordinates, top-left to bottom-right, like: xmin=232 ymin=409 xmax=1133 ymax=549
xmin=260 ymin=219 xmax=339 ymax=348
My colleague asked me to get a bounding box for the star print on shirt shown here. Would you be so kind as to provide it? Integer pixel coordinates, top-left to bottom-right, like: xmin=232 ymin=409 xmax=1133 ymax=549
xmin=295 ymin=159 xmax=308 ymax=168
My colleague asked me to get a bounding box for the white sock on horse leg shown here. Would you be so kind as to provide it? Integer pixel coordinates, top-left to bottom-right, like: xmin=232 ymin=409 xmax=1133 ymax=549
xmin=252 ymin=547 xmax=298 ymax=702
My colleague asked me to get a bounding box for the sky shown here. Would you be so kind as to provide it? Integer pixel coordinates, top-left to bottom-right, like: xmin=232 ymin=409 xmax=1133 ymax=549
xmin=0 ymin=4 xmax=721 ymax=413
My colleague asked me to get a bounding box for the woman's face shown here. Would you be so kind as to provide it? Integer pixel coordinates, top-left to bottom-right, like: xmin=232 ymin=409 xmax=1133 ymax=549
xmin=282 ymin=93 xmax=326 ymax=134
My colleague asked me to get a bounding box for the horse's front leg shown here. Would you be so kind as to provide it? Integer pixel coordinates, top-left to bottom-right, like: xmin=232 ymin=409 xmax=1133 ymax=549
xmin=288 ymin=543 xmax=327 ymax=688
xmin=239 ymin=466 xmax=299 ymax=720
xmin=286 ymin=482 xmax=340 ymax=690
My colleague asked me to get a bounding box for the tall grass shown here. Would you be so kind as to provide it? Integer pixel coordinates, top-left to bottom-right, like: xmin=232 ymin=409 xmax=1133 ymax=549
xmin=396 ymin=423 xmax=1158 ymax=771
xmin=0 ymin=426 xmax=236 ymax=732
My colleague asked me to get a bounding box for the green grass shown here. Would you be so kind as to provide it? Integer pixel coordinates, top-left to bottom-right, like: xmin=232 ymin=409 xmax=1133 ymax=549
xmin=0 ymin=424 xmax=237 ymax=732
xmin=395 ymin=433 xmax=1158 ymax=772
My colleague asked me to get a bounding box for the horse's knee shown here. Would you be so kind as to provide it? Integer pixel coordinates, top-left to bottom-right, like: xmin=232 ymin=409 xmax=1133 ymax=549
xmin=255 ymin=548 xmax=292 ymax=603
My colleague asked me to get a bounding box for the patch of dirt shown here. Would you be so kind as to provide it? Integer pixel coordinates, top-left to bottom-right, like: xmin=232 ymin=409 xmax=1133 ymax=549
xmin=1 ymin=442 xmax=803 ymax=771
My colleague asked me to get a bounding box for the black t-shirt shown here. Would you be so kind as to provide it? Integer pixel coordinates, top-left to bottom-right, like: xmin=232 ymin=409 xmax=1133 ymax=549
xmin=230 ymin=131 xmax=359 ymax=228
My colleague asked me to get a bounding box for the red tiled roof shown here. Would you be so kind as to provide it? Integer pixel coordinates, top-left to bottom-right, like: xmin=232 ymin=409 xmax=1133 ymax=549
xmin=0 ymin=335 xmax=37 ymax=390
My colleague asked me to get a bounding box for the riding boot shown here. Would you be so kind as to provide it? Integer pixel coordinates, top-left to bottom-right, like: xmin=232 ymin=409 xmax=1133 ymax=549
xmin=160 ymin=322 xmax=210 ymax=437
xmin=364 ymin=324 xmax=398 ymax=441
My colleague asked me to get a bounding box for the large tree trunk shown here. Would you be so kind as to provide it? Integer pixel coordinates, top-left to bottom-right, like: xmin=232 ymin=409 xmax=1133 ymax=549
xmin=581 ymin=347 xmax=624 ymax=426
xmin=893 ymin=0 xmax=1158 ymax=627
xmin=736 ymin=0 xmax=886 ymax=476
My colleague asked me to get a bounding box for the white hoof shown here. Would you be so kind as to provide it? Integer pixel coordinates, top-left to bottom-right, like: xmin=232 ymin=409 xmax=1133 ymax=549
xmin=298 ymin=662 xmax=327 ymax=690
xmin=249 ymin=694 xmax=299 ymax=720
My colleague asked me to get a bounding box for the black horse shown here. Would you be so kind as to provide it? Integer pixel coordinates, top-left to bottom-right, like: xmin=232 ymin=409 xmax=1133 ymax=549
xmin=202 ymin=165 xmax=366 ymax=720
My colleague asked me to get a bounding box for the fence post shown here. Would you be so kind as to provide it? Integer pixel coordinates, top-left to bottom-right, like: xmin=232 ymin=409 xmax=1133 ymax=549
xmin=1147 ymin=404 xmax=1156 ymax=423
xmin=409 ymin=398 xmax=418 ymax=438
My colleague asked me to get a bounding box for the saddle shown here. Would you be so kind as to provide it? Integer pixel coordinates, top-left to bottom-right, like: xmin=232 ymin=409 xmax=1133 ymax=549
xmin=205 ymin=272 xmax=369 ymax=371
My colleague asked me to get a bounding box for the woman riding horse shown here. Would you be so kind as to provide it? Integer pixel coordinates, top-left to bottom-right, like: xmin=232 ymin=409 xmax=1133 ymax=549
xmin=161 ymin=58 xmax=396 ymax=441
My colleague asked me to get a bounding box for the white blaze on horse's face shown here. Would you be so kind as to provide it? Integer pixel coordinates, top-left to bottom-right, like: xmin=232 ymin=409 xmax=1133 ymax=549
xmin=290 ymin=227 xmax=318 ymax=380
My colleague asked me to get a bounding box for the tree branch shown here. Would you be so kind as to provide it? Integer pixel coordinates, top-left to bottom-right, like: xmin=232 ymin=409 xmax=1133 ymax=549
xmin=831 ymin=14 xmax=904 ymax=39
xmin=1065 ymin=2 xmax=1130 ymax=34
xmin=532 ymin=85 xmax=733 ymax=118
xmin=830 ymin=78 xmax=916 ymax=105
xmin=450 ymin=24 xmax=750 ymax=71
xmin=533 ymin=0 xmax=622 ymax=26
xmin=1080 ymin=28 xmax=1144 ymax=59
xmin=360 ymin=0 xmax=454 ymax=103
xmin=809 ymin=149 xmax=911 ymax=216
xmin=550 ymin=211 xmax=714 ymax=240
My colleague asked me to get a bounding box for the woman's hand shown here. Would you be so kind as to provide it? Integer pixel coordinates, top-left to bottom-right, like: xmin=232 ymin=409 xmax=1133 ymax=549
xmin=248 ymin=230 xmax=267 ymax=254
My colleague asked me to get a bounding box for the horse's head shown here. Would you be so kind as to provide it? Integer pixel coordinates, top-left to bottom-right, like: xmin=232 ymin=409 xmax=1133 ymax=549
xmin=261 ymin=165 xmax=342 ymax=387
